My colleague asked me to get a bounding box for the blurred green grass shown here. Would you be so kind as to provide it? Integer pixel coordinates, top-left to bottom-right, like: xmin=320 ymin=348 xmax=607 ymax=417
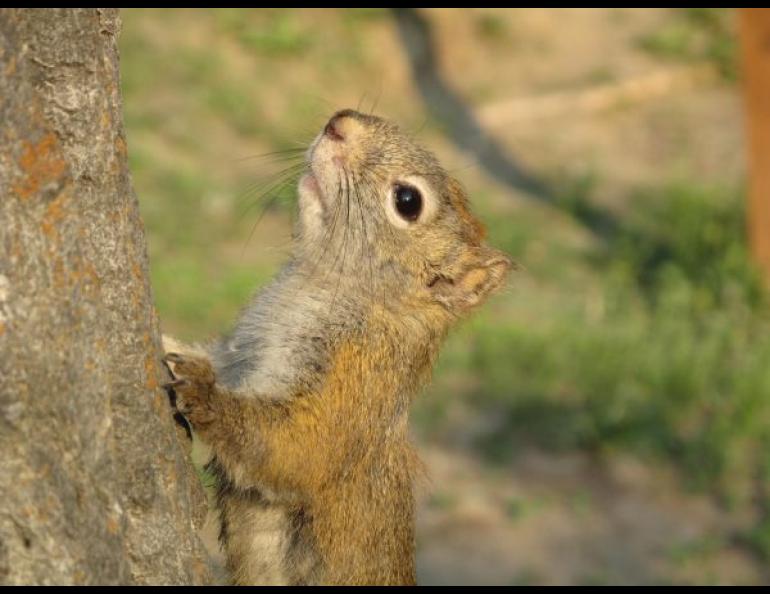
xmin=637 ymin=8 xmax=738 ymax=79
xmin=421 ymin=184 xmax=769 ymax=497
xmin=119 ymin=8 xmax=770 ymax=560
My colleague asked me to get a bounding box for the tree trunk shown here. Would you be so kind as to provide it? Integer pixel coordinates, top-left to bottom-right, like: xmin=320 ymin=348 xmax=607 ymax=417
xmin=740 ymin=8 xmax=770 ymax=283
xmin=0 ymin=8 xmax=210 ymax=585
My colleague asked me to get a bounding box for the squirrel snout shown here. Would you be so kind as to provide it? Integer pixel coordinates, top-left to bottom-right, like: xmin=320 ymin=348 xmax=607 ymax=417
xmin=323 ymin=109 xmax=366 ymax=143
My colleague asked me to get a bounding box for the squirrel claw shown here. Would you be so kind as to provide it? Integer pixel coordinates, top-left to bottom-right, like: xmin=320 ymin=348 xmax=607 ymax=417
xmin=160 ymin=351 xmax=217 ymax=428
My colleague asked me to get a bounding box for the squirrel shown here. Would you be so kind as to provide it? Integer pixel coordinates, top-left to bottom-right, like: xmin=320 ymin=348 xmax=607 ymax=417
xmin=162 ymin=109 xmax=512 ymax=585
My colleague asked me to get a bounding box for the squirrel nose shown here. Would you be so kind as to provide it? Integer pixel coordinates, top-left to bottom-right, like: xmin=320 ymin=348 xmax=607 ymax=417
xmin=324 ymin=117 xmax=344 ymax=141
xmin=324 ymin=114 xmax=347 ymax=141
xmin=323 ymin=109 xmax=362 ymax=142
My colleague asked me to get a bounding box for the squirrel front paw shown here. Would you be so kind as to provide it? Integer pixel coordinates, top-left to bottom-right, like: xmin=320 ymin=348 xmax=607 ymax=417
xmin=163 ymin=352 xmax=218 ymax=428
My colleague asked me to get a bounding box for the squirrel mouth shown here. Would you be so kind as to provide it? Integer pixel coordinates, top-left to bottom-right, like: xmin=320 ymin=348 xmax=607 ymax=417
xmin=297 ymin=169 xmax=328 ymax=213
xmin=300 ymin=171 xmax=321 ymax=196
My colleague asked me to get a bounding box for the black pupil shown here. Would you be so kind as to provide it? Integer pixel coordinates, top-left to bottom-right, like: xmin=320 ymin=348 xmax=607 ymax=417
xmin=394 ymin=185 xmax=422 ymax=221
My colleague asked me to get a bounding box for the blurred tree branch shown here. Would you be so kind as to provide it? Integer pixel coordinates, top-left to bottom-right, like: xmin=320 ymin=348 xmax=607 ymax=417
xmin=478 ymin=63 xmax=718 ymax=125
xmin=390 ymin=8 xmax=549 ymax=199
xmin=390 ymin=8 xmax=622 ymax=238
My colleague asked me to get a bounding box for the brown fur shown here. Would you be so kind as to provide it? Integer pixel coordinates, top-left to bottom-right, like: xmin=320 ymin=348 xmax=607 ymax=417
xmin=163 ymin=110 xmax=512 ymax=585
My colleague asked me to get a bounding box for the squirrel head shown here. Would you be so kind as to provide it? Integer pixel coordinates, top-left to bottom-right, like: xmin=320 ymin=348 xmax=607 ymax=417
xmin=295 ymin=109 xmax=512 ymax=321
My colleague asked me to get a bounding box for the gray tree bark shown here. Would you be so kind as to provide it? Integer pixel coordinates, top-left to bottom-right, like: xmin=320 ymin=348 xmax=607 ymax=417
xmin=0 ymin=8 xmax=211 ymax=585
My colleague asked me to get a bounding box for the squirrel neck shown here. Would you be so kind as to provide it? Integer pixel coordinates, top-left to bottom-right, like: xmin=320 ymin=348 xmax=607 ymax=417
xmin=212 ymin=259 xmax=449 ymax=417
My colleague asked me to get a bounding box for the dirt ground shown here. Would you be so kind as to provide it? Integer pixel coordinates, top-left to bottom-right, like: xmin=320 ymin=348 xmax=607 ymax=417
xmin=417 ymin=446 xmax=763 ymax=586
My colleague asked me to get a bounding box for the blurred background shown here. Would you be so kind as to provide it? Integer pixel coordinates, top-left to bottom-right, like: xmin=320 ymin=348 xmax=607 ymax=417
xmin=119 ymin=8 xmax=770 ymax=585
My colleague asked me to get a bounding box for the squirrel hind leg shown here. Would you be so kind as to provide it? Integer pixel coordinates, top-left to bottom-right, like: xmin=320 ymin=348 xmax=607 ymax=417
xmin=220 ymin=494 xmax=298 ymax=585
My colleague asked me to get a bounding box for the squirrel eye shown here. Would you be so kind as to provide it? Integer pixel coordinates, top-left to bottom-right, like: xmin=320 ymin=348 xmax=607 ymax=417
xmin=393 ymin=184 xmax=422 ymax=222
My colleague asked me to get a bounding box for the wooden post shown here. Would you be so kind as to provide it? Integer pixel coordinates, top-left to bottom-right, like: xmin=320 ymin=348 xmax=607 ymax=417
xmin=740 ymin=9 xmax=770 ymax=282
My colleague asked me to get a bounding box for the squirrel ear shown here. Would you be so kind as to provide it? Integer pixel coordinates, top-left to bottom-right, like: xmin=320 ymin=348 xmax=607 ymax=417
xmin=431 ymin=248 xmax=513 ymax=313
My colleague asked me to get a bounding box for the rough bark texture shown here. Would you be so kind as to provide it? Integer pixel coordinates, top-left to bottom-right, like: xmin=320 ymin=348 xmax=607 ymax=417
xmin=0 ymin=8 xmax=210 ymax=585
